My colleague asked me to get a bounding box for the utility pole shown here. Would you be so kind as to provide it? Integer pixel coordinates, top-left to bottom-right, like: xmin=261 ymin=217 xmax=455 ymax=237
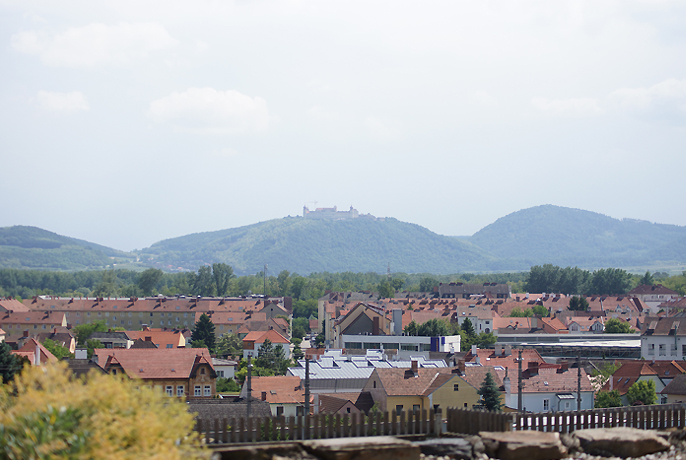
xmin=304 ymin=358 xmax=310 ymax=416
xmin=518 ymin=349 xmax=523 ymax=412
xmin=577 ymin=354 xmax=582 ymax=410
xmin=246 ymin=355 xmax=253 ymax=418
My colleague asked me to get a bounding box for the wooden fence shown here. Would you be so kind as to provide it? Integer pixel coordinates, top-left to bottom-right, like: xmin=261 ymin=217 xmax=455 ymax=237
xmin=195 ymin=408 xmax=443 ymax=444
xmin=446 ymin=403 xmax=686 ymax=435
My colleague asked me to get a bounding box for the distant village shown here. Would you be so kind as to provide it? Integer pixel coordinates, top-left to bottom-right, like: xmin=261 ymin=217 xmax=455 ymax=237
xmin=3 ymin=279 xmax=686 ymax=420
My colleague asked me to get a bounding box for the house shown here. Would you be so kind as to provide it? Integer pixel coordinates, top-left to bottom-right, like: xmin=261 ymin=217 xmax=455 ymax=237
xmin=89 ymin=331 xmax=132 ymax=349
xmin=601 ymin=360 xmax=685 ymax=405
xmin=240 ymin=375 xmax=310 ymax=416
xmin=126 ymin=327 xmax=186 ymax=349
xmin=640 ymin=315 xmax=686 ymax=360
xmin=437 ymin=282 xmax=511 ymax=300
xmin=242 ymin=329 xmax=291 ymax=359
xmin=11 ymin=338 xmax=58 ymax=366
xmin=0 ymin=311 xmax=67 ymax=342
xmin=333 ymin=302 xmax=392 ymax=348
xmin=660 ymin=374 xmax=686 ymax=404
xmin=628 ymin=285 xmax=679 ymax=313
xmin=567 ymin=316 xmax=605 ymax=333
xmin=212 ymin=357 xmax=238 ymax=379
xmin=362 ymin=363 xmax=500 ymax=414
xmin=502 ymin=362 xmax=594 ymax=412
xmin=317 ymin=392 xmax=375 ymax=415
xmin=0 ymin=298 xmax=30 ymax=312
xmin=0 ymin=327 xmax=5 ymax=343
xmin=93 ymin=348 xmax=216 ymax=398
xmin=36 ymin=327 xmax=76 ymax=353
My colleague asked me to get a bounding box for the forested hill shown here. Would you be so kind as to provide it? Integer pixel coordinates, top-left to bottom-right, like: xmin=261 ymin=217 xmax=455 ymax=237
xmin=468 ymin=205 xmax=686 ymax=268
xmin=0 ymin=226 xmax=134 ymax=271
xmin=3 ymin=205 xmax=686 ymax=273
xmin=139 ymin=217 xmax=505 ymax=275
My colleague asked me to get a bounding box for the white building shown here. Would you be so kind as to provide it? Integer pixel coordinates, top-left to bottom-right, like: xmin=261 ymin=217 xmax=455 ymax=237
xmin=641 ymin=316 xmax=686 ymax=360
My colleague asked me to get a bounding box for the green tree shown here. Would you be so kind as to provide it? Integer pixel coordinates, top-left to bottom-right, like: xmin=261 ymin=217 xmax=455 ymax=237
xmin=588 ymin=268 xmax=632 ymax=296
xmin=417 ymin=319 xmax=451 ymax=336
xmin=212 ymin=263 xmax=235 ymax=297
xmin=138 ymin=268 xmax=163 ymax=296
xmin=92 ymin=270 xmax=119 ymax=298
xmin=595 ymin=390 xmax=623 ymax=408
xmin=419 ymin=277 xmax=437 ymax=293
xmin=72 ymin=320 xmax=107 ymax=347
xmin=626 ymin=380 xmax=657 ymax=405
xmin=477 ymin=372 xmax=502 ymax=411
xmin=215 ymin=333 xmax=243 ymax=358
xmin=390 ymin=278 xmax=405 ymax=292
xmin=191 ymin=266 xmax=215 ymax=297
xmin=378 ymin=280 xmax=394 ymax=299
xmin=216 ymin=377 xmax=241 ymax=393
xmin=638 ymin=271 xmax=654 ymax=286
xmin=292 ymin=343 xmax=304 ymax=360
xmin=569 ymin=296 xmax=589 ymax=312
xmin=604 ymin=318 xmax=635 ymax=334
xmin=0 ymin=341 xmax=23 ymax=383
xmin=313 ymin=333 xmax=325 ymax=349
xmin=254 ymin=339 xmax=290 ymax=375
xmin=473 ymin=332 xmax=497 ymax=349
xmin=461 ymin=318 xmax=476 ymax=338
xmin=509 ymin=307 xmax=533 ymax=317
xmin=404 ymin=320 xmax=419 ymax=336
xmin=191 ymin=313 xmax=216 ymax=352
xmin=532 ymin=304 xmax=549 ymax=317
xmin=292 ymin=317 xmax=309 ymax=340
xmin=84 ymin=339 xmax=104 ymax=359
xmin=41 ymin=338 xmax=72 ymax=360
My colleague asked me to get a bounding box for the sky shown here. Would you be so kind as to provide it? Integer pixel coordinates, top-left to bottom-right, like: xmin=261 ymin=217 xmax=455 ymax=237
xmin=1 ymin=0 xmax=685 ymax=252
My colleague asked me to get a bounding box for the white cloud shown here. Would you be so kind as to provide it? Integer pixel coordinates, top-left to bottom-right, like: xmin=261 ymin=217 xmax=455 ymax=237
xmin=472 ymin=90 xmax=498 ymax=107
xmin=365 ymin=116 xmax=401 ymax=141
xmin=531 ymin=97 xmax=603 ymax=116
xmin=11 ymin=22 xmax=177 ymax=68
xmin=148 ymin=87 xmax=270 ymax=135
xmin=35 ymin=91 xmax=89 ymax=112
xmin=609 ymin=78 xmax=686 ymax=111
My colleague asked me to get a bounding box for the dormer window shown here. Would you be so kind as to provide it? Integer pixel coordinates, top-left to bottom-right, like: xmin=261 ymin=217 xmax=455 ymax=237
xmin=200 ymin=368 xmax=206 ymax=375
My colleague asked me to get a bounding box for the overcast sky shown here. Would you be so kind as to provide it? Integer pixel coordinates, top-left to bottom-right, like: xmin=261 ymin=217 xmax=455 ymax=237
xmin=1 ymin=0 xmax=685 ymax=251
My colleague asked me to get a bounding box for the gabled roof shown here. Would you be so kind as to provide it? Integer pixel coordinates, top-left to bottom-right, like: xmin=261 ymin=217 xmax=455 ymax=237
xmin=125 ymin=330 xmax=185 ymax=348
xmin=94 ymin=348 xmax=214 ymax=379
xmin=629 ymin=284 xmax=678 ymax=296
xmin=245 ymin=376 xmax=307 ymax=405
xmin=371 ymin=367 xmax=456 ymax=396
xmin=242 ymin=329 xmax=290 ymax=344
xmin=12 ymin=338 xmax=58 ymax=364
xmin=641 ymin=315 xmax=686 ymax=336
xmin=521 ymin=367 xmax=593 ymax=393
xmin=661 ymin=374 xmax=686 ymax=396
xmin=600 ymin=360 xmax=659 ymax=395
xmin=318 ymin=391 xmax=375 ymax=414
xmin=0 ymin=298 xmax=30 ymax=312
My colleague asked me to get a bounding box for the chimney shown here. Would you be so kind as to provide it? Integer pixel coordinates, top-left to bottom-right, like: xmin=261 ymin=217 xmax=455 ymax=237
xmin=392 ymin=309 xmax=403 ymax=335
xmin=471 ymin=344 xmax=477 ymax=356
xmin=559 ymin=360 xmax=569 ymax=372
xmin=261 ymin=391 xmax=267 ymax=401
xmin=504 ymin=344 xmax=512 ymax=356
xmin=372 ymin=316 xmax=380 ymax=335
xmin=475 ymin=356 xmax=481 ymax=365
xmin=35 ymin=342 xmax=41 ymax=366
xmin=23 ymin=330 xmax=29 ymax=338
xmin=496 ymin=344 xmax=504 ymax=356
xmin=411 ymin=359 xmax=419 ymax=376
xmin=457 ymin=359 xmax=466 ymax=375
xmin=503 ymin=368 xmax=511 ymax=395
xmin=528 ymin=361 xmax=539 ymax=376
xmin=75 ymin=348 xmax=88 ymax=360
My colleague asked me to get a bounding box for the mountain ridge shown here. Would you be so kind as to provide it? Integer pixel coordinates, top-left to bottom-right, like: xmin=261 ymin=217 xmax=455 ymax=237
xmin=2 ymin=205 xmax=686 ymax=274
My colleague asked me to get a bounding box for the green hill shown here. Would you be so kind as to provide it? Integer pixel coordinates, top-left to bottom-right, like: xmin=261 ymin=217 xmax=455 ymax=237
xmin=138 ymin=217 xmax=505 ymax=275
xmin=468 ymin=205 xmax=686 ymax=268
xmin=0 ymin=226 xmax=133 ymax=271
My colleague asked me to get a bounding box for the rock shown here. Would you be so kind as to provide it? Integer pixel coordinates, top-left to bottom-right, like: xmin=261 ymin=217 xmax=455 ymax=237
xmin=212 ymin=443 xmax=307 ymax=460
xmin=479 ymin=431 xmax=567 ymax=460
xmin=302 ymin=436 xmax=420 ymax=460
xmin=560 ymin=433 xmax=581 ymax=453
xmin=573 ymin=427 xmax=671 ymax=458
xmin=414 ymin=438 xmax=473 ymax=460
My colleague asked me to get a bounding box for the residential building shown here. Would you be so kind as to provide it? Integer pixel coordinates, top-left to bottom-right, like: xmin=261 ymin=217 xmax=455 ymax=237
xmin=317 ymin=392 xmax=375 ymax=415
xmin=36 ymin=327 xmax=76 ymax=353
xmin=12 ymin=338 xmax=58 ymax=366
xmin=436 ymin=283 xmax=511 ymax=300
xmin=0 ymin=327 xmax=4 ymax=343
xmin=628 ymin=285 xmax=679 ymax=313
xmin=660 ymin=374 xmax=686 ymax=404
xmin=212 ymin=358 xmax=238 ymax=379
xmin=242 ymin=329 xmax=291 ymax=359
xmin=0 ymin=311 xmax=67 ymax=342
xmin=502 ymin=362 xmax=594 ymax=412
xmin=0 ymin=298 xmax=30 ymax=312
xmin=93 ymin=348 xmax=216 ymax=398
xmin=640 ymin=315 xmax=686 ymax=361
xmin=126 ymin=327 xmax=186 ymax=349
xmin=239 ymin=375 xmax=310 ymax=416
xmin=601 ymin=360 xmax=685 ymax=405
xmin=362 ymin=363 xmax=502 ymax=414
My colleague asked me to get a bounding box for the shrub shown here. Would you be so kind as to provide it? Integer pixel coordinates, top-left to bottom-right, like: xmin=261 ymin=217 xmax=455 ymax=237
xmin=0 ymin=362 xmax=208 ymax=460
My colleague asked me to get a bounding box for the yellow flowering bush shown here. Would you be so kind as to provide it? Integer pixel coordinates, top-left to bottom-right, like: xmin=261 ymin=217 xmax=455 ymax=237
xmin=0 ymin=362 xmax=208 ymax=460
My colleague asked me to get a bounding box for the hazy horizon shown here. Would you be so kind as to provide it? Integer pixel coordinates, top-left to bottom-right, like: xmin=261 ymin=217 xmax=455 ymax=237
xmin=2 ymin=1 xmax=686 ymax=251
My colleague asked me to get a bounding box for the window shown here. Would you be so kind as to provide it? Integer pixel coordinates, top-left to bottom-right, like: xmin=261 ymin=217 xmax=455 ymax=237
xmin=543 ymin=399 xmax=550 ymax=411
xmin=217 ymin=370 xmax=224 ymax=377
xmin=276 ymin=406 xmax=284 ymax=416
xmin=204 ymin=385 xmax=211 ymax=396
xmin=346 ymin=407 xmax=351 ymax=413
xmin=433 ymin=404 xmax=440 ymax=412
xmin=194 ymin=385 xmax=201 ymax=396
xmin=166 ymin=386 xmax=173 ymax=397
xmin=373 ymin=381 xmax=376 ymax=388
xmin=649 ymin=344 xmax=655 ymax=355
xmin=671 ymin=344 xmax=677 ymax=356
xmin=395 ymin=405 xmax=403 ymax=414
xmin=166 ymin=344 xmax=173 ymax=348
xmin=659 ymin=344 xmax=666 ymax=356
xmin=413 ymin=405 xmax=420 ymax=413
xmin=453 ymin=384 xmax=459 ymax=391
xmin=177 ymin=385 xmax=185 ymax=397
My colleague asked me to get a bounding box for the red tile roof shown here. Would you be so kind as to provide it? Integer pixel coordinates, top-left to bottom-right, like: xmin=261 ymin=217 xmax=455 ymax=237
xmin=248 ymin=376 xmax=308 ymax=405
xmin=94 ymin=348 xmax=214 ymax=379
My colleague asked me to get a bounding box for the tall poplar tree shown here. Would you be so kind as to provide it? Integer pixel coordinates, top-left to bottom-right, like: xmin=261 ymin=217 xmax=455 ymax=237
xmin=191 ymin=313 xmax=216 ymax=352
